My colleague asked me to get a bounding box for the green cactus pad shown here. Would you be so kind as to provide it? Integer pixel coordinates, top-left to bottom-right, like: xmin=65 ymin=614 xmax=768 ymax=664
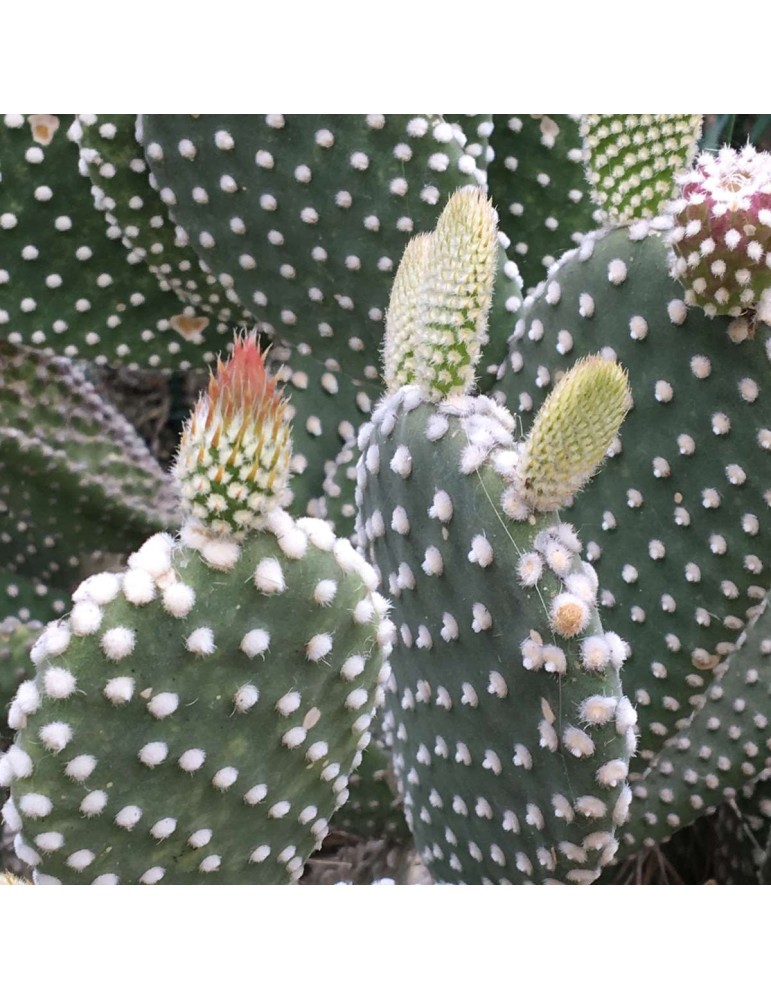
xmin=356 ymin=389 xmax=632 ymax=883
xmin=0 ymin=115 xmax=230 ymax=369
xmin=496 ymin=224 xmax=771 ymax=771
xmin=615 ymin=595 xmax=771 ymax=861
xmin=0 ymin=342 xmax=177 ymax=596
xmin=268 ymin=337 xmax=380 ymax=521
xmin=138 ymin=115 xmax=522 ymax=394
xmin=72 ymin=114 xmax=257 ymax=333
xmin=486 ymin=115 xmax=596 ymax=291
xmin=1 ymin=516 xmax=389 ymax=883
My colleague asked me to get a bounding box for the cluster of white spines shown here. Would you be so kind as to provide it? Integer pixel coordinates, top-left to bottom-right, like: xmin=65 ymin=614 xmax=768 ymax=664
xmin=382 ymin=188 xmax=498 ymax=400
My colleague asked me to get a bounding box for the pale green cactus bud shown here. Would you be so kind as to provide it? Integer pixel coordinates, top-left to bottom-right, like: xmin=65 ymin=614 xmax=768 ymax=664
xmin=383 ymin=188 xmax=497 ymax=400
xmin=503 ymin=355 xmax=632 ymax=519
xmin=173 ymin=332 xmax=293 ymax=536
xmin=582 ymin=114 xmax=702 ymax=224
xmin=382 ymin=233 xmax=433 ymax=392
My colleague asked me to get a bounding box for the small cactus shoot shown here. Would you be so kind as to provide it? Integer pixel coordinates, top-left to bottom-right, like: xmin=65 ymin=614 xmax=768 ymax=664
xmin=669 ymin=144 xmax=771 ymax=319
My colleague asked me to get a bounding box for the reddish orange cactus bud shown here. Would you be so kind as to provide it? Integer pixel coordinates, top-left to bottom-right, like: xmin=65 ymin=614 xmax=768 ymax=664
xmin=174 ymin=331 xmax=293 ymax=535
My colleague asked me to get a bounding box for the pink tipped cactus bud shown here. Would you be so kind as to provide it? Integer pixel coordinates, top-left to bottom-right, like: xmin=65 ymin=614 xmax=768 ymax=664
xmin=668 ymin=145 xmax=771 ymax=321
xmin=174 ymin=331 xmax=293 ymax=535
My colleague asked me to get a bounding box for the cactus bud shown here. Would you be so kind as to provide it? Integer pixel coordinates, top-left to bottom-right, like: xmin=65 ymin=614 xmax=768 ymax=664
xmin=504 ymin=355 xmax=632 ymax=518
xmin=383 ymin=188 xmax=497 ymax=400
xmin=668 ymin=144 xmax=771 ymax=319
xmin=174 ymin=331 xmax=293 ymax=535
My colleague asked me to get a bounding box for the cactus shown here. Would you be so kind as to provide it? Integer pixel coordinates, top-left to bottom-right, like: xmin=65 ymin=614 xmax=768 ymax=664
xmin=3 ymin=113 xmax=771 ymax=883
xmin=356 ymin=190 xmax=634 ymax=883
xmin=581 ymin=114 xmax=702 ymax=225
xmin=0 ymin=114 xmax=234 ymax=369
xmin=486 ymin=115 xmax=596 ymax=290
xmin=0 ymin=341 xmax=177 ymax=620
xmin=495 ymin=136 xmax=771 ymax=864
xmin=0 ymin=335 xmax=391 ymax=883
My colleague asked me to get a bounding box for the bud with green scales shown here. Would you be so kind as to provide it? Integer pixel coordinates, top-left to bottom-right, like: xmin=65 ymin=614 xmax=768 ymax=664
xmin=357 ymin=190 xmax=634 ymax=883
xmin=174 ymin=333 xmax=293 ymax=535
xmin=1 ymin=335 xmax=391 ymax=884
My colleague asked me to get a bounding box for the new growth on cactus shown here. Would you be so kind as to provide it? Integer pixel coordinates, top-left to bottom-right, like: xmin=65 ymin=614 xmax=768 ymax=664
xmin=669 ymin=144 xmax=771 ymax=321
xmin=174 ymin=332 xmax=293 ymax=535
xmin=4 ymin=113 xmax=771 ymax=884
xmin=582 ymin=114 xmax=702 ymax=225
xmin=382 ymin=187 xmax=498 ymax=399
xmin=356 ymin=189 xmax=635 ymax=883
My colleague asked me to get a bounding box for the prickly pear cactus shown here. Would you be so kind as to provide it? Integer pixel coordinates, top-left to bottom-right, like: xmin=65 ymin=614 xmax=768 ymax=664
xmin=497 ymin=141 xmax=771 ymax=858
xmin=138 ymin=115 xmax=522 ymax=391
xmin=0 ymin=335 xmax=391 ymax=883
xmin=0 ymin=341 xmax=177 ymax=612
xmin=581 ymin=114 xmax=702 ymax=225
xmin=498 ymin=220 xmax=771 ymax=758
xmin=356 ymin=190 xmax=635 ymax=883
xmin=71 ymin=114 xmax=255 ymax=331
xmin=486 ymin=115 xmax=596 ymax=290
xmin=0 ymin=114 xmax=230 ymax=368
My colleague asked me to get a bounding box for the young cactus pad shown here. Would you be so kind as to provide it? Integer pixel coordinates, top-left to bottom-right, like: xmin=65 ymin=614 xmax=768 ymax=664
xmin=1 ymin=340 xmax=392 ymax=884
xmin=504 ymin=354 xmax=632 ymax=518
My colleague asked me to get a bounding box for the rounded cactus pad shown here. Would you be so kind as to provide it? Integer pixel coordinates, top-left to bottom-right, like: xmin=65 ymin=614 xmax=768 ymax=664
xmin=356 ymin=390 xmax=632 ymax=883
xmin=1 ymin=518 xmax=390 ymax=884
xmin=0 ymin=114 xmax=227 ymax=369
xmin=174 ymin=332 xmax=293 ymax=535
xmin=139 ymin=115 xmax=522 ymax=392
xmin=497 ymin=225 xmax=771 ymax=773
xmin=582 ymin=114 xmax=702 ymax=225
xmin=669 ymin=144 xmax=771 ymax=318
